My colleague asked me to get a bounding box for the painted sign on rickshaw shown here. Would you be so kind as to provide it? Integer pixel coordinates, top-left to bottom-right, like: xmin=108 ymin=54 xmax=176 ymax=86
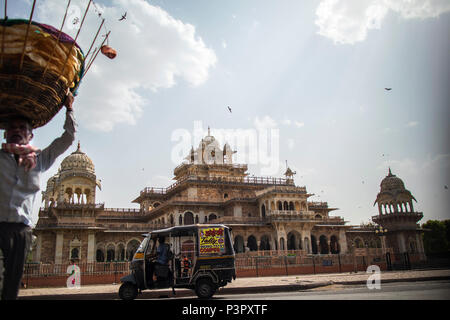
xmin=199 ymin=227 xmax=225 ymax=255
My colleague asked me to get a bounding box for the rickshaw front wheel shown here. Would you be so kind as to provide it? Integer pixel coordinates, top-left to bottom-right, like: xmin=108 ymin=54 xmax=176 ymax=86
xmin=195 ymin=278 xmax=216 ymax=299
xmin=119 ymin=282 xmax=138 ymax=301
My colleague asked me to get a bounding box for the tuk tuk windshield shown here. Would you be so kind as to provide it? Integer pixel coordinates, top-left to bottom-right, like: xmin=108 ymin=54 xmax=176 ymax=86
xmin=136 ymin=236 xmax=149 ymax=253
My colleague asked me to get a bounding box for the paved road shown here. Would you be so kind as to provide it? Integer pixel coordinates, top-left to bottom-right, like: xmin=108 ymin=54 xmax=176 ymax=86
xmin=214 ymin=280 xmax=450 ymax=300
xmin=147 ymin=280 xmax=450 ymax=300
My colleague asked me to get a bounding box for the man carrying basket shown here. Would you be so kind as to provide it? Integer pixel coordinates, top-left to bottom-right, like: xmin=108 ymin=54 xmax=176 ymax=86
xmin=0 ymin=93 xmax=76 ymax=300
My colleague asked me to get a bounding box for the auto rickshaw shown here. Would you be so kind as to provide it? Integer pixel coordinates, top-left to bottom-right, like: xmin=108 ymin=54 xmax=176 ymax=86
xmin=118 ymin=224 xmax=236 ymax=300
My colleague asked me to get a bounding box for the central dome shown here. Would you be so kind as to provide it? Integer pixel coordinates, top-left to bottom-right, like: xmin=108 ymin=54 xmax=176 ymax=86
xmin=60 ymin=142 xmax=95 ymax=174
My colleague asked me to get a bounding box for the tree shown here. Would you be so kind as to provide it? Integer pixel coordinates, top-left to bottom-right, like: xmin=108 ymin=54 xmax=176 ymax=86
xmin=422 ymin=220 xmax=450 ymax=256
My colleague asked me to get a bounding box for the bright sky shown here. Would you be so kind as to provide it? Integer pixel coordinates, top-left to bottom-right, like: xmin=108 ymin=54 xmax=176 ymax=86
xmin=5 ymin=0 xmax=450 ymax=226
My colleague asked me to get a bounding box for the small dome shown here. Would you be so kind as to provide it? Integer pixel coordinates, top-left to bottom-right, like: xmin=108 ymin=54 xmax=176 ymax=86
xmin=380 ymin=168 xmax=405 ymax=192
xmin=60 ymin=142 xmax=95 ymax=174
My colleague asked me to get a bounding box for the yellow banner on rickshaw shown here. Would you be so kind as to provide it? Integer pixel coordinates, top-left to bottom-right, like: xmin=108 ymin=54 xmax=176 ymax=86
xmin=199 ymin=227 xmax=225 ymax=255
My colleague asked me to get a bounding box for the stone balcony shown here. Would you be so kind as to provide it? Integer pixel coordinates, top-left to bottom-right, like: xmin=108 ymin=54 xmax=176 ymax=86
xmin=267 ymin=210 xmax=316 ymax=221
xmin=138 ymin=174 xmax=295 ymax=198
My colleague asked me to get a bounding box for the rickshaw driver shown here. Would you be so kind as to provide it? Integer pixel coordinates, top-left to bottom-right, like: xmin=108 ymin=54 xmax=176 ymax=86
xmin=147 ymin=236 xmax=170 ymax=285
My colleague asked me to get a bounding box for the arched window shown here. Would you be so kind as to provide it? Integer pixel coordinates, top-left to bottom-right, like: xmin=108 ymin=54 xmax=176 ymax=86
xmin=283 ymin=201 xmax=289 ymax=210
xmin=179 ymin=215 xmax=183 ymax=225
xmin=354 ymin=238 xmax=364 ymax=248
xmin=289 ymin=202 xmax=294 ymax=211
xmin=261 ymin=204 xmax=266 ymax=218
xmin=195 ymin=215 xmax=199 ymax=224
xmin=71 ymin=248 xmax=79 ymax=260
xmin=279 ymin=237 xmax=285 ymax=251
xmin=208 ymin=213 xmax=217 ymax=221
xmin=117 ymin=244 xmax=125 ymax=261
xmin=277 ymin=201 xmax=283 ymax=210
xmin=107 ymin=244 xmax=115 ymax=262
xmin=96 ymin=249 xmax=105 ymax=262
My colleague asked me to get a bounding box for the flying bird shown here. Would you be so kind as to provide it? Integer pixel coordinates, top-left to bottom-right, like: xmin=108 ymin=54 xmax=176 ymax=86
xmin=445 ymin=185 xmax=448 ymax=190
xmin=119 ymin=12 xmax=127 ymax=21
xmin=384 ymin=88 xmax=392 ymax=91
xmin=227 ymin=106 xmax=232 ymax=113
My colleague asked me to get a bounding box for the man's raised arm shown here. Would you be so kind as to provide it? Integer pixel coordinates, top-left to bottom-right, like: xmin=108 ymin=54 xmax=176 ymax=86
xmin=39 ymin=93 xmax=77 ymax=172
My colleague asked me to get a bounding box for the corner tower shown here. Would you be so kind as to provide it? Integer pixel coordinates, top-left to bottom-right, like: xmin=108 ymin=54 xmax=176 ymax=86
xmin=372 ymin=168 xmax=426 ymax=260
xmin=41 ymin=142 xmax=101 ymax=208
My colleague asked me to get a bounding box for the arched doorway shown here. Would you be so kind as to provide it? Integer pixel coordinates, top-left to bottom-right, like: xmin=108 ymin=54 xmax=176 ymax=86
xmin=184 ymin=212 xmax=194 ymax=225
xmin=330 ymin=235 xmax=340 ymax=254
xmin=106 ymin=244 xmax=115 ymax=261
xmin=247 ymin=235 xmax=258 ymax=251
xmin=319 ymin=235 xmax=329 ymax=254
xmin=234 ymin=235 xmax=244 ymax=253
xmin=287 ymin=231 xmax=302 ymax=250
xmin=260 ymin=235 xmax=271 ymax=250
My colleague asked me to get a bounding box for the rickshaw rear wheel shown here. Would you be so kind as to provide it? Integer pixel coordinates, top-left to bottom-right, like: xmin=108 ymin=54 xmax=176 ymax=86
xmin=119 ymin=282 xmax=138 ymax=300
xmin=195 ymin=278 xmax=216 ymax=299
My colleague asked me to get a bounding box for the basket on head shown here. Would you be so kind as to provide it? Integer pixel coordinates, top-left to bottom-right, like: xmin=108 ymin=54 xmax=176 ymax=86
xmin=0 ymin=19 xmax=85 ymax=129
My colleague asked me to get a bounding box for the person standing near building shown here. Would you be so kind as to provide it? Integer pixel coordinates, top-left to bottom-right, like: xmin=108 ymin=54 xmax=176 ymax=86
xmin=0 ymin=94 xmax=76 ymax=300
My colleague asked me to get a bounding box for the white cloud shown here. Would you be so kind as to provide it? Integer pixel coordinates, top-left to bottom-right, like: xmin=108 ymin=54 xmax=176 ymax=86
xmin=315 ymin=0 xmax=450 ymax=44
xmin=35 ymin=0 xmax=217 ymax=131
xmin=253 ymin=115 xmax=278 ymax=130
xmin=406 ymin=121 xmax=419 ymax=127
xmin=294 ymin=121 xmax=305 ymax=128
xmin=287 ymin=138 xmax=295 ymax=150
xmin=222 ymin=40 xmax=227 ymax=49
xmin=385 ymin=0 xmax=450 ymax=19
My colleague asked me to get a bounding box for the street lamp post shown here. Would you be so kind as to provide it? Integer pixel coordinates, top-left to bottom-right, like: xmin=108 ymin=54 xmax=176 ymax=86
xmin=375 ymin=226 xmax=390 ymax=270
xmin=375 ymin=226 xmax=388 ymax=254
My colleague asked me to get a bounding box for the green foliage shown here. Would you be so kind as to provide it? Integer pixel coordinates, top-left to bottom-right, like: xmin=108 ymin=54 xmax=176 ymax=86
xmin=422 ymin=220 xmax=450 ymax=255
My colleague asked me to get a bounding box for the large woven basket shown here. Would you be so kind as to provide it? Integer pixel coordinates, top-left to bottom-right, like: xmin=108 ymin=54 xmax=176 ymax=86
xmin=0 ymin=19 xmax=85 ymax=129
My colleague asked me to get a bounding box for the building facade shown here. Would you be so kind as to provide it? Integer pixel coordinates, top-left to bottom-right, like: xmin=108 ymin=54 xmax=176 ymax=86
xmin=32 ymin=133 xmax=426 ymax=265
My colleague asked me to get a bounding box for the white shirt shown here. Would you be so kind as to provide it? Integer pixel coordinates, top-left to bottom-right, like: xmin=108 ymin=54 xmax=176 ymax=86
xmin=0 ymin=111 xmax=76 ymax=227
